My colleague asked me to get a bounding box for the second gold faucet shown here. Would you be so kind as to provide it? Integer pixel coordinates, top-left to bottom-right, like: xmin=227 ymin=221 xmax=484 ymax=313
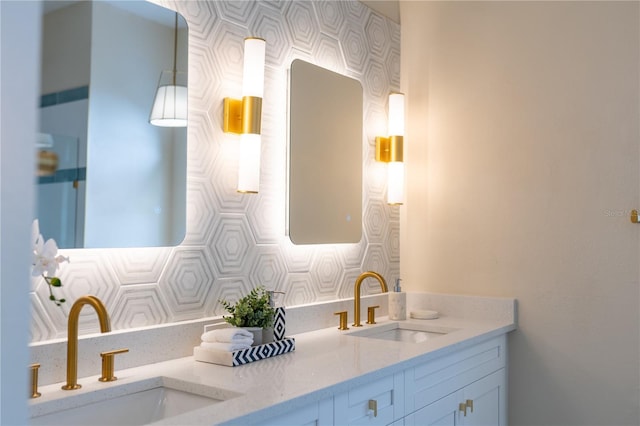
xmin=353 ymin=271 xmax=388 ymax=327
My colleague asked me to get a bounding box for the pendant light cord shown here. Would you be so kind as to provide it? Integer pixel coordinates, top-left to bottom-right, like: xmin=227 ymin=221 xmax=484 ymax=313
xmin=172 ymin=12 xmax=178 ymax=86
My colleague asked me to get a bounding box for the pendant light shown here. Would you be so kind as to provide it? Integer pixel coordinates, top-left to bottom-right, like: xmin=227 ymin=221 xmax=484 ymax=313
xmin=150 ymin=12 xmax=187 ymax=127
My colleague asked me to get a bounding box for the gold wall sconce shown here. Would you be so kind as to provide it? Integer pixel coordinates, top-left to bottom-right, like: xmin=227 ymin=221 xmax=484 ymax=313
xmin=223 ymin=37 xmax=266 ymax=193
xmin=376 ymin=93 xmax=405 ymax=205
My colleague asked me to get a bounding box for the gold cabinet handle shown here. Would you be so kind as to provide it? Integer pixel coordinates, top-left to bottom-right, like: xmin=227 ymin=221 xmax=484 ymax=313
xmin=632 ymin=209 xmax=639 ymax=223
xmin=459 ymin=402 xmax=467 ymax=416
xmin=466 ymin=399 xmax=474 ymax=413
xmin=366 ymin=305 xmax=380 ymax=324
xmin=29 ymin=363 xmax=41 ymax=398
xmin=334 ymin=311 xmax=349 ymax=330
xmin=368 ymin=399 xmax=378 ymax=417
xmin=99 ymin=348 xmax=129 ymax=382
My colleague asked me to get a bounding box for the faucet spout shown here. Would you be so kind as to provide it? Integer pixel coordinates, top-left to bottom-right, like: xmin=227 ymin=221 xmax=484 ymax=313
xmin=353 ymin=271 xmax=388 ymax=327
xmin=62 ymin=295 xmax=111 ymax=390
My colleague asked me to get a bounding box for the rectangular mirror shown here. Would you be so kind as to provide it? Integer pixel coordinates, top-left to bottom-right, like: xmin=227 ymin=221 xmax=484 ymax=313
xmin=37 ymin=0 xmax=187 ymax=248
xmin=288 ymin=60 xmax=363 ymax=244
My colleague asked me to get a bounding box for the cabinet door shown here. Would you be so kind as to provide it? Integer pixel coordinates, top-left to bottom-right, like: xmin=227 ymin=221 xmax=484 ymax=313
xmin=404 ymin=392 xmax=461 ymax=426
xmin=462 ymin=369 xmax=506 ymax=426
xmin=404 ymin=369 xmax=506 ymax=426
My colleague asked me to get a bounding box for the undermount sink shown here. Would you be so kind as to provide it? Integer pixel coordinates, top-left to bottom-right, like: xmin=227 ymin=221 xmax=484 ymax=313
xmin=30 ymin=376 xmax=242 ymax=426
xmin=347 ymin=321 xmax=458 ymax=344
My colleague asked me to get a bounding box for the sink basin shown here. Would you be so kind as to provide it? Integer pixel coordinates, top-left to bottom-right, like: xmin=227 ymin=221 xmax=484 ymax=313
xmin=30 ymin=377 xmax=242 ymax=426
xmin=347 ymin=322 xmax=458 ymax=343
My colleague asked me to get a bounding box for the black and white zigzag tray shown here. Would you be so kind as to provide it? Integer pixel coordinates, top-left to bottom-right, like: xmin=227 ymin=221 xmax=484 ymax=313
xmin=193 ymin=337 xmax=295 ymax=367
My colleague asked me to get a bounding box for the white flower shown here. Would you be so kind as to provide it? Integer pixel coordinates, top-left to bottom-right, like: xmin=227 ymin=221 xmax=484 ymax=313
xmin=31 ymin=219 xmax=68 ymax=277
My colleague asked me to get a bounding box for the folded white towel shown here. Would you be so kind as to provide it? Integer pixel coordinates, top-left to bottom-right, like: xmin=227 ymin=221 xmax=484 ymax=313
xmin=201 ymin=328 xmax=254 ymax=344
xmin=200 ymin=341 xmax=251 ymax=352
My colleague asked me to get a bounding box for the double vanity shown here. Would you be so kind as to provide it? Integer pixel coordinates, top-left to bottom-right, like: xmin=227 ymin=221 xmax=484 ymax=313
xmin=29 ymin=293 xmax=516 ymax=425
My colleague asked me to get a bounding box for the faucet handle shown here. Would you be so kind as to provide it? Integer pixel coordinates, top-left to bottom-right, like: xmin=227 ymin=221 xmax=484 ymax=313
xmin=366 ymin=305 xmax=380 ymax=325
xmin=99 ymin=348 xmax=129 ymax=382
xmin=334 ymin=311 xmax=350 ymax=330
xmin=29 ymin=363 xmax=41 ymax=398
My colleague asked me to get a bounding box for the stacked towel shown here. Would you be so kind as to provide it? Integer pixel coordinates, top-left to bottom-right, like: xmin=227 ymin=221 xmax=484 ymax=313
xmin=200 ymin=341 xmax=252 ymax=352
xmin=199 ymin=328 xmax=253 ymax=352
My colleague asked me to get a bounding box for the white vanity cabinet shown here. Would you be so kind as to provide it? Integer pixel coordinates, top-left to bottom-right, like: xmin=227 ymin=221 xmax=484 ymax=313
xmin=403 ymin=335 xmax=507 ymax=426
xmin=256 ymin=335 xmax=508 ymax=426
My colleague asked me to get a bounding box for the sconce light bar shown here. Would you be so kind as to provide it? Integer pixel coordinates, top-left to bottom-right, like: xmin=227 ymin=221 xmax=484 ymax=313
xmin=376 ymin=93 xmax=405 ymax=205
xmin=223 ymin=37 xmax=266 ymax=193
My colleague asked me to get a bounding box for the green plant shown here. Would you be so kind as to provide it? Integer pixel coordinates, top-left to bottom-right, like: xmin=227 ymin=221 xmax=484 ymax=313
xmin=219 ymin=286 xmax=275 ymax=328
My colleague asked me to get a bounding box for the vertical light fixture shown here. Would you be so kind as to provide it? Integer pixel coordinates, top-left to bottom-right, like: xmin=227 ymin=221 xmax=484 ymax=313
xmin=376 ymin=93 xmax=405 ymax=205
xmin=223 ymin=37 xmax=266 ymax=193
xmin=150 ymin=12 xmax=187 ymax=127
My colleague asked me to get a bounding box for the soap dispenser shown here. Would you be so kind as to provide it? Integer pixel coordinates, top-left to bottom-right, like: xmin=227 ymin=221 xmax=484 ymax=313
xmin=388 ymin=278 xmax=406 ymax=320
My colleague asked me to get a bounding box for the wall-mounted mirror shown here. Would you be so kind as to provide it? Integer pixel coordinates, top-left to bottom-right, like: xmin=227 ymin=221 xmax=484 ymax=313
xmin=37 ymin=0 xmax=187 ymax=248
xmin=288 ymin=60 xmax=363 ymax=244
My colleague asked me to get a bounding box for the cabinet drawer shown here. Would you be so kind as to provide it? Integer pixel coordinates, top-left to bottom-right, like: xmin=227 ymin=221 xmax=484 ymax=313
xmin=260 ymin=398 xmax=333 ymax=426
xmin=405 ymin=335 xmax=506 ymax=413
xmin=334 ymin=372 xmax=404 ymax=425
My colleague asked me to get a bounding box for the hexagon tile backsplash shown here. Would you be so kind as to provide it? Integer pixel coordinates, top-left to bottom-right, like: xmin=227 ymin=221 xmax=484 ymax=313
xmin=30 ymin=0 xmax=400 ymax=342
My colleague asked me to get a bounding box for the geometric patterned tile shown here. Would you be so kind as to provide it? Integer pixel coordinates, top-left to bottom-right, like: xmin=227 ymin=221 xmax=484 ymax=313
xmin=183 ymin=178 xmax=219 ymax=246
xmin=312 ymin=33 xmax=346 ymax=74
xmin=281 ymin=273 xmax=316 ymax=306
xmin=30 ymin=293 xmax=58 ymax=341
xmin=158 ymin=247 xmax=215 ymax=321
xmin=281 ymin=241 xmax=315 ymax=273
xmin=106 ymin=247 xmax=171 ymax=286
xmin=251 ymin=3 xmax=291 ymax=66
xmin=313 ymin=1 xmax=345 ymax=38
xmin=247 ymin=191 xmax=285 ymax=245
xmin=361 ymin=244 xmax=392 ymax=288
xmin=30 ymin=1 xmax=400 ymax=342
xmin=285 ymin=1 xmax=320 ymax=54
xmin=248 ymin=246 xmax=286 ymax=290
xmin=209 ymin=214 xmax=255 ymax=275
xmin=365 ymin=12 xmax=391 ymax=61
xmin=363 ymin=199 xmax=390 ymax=242
xmin=208 ymin=276 xmax=252 ymax=316
xmin=111 ymin=284 xmax=170 ymax=329
xmin=341 ymin=27 xmax=368 ymax=73
xmin=310 ymin=247 xmax=344 ymax=298
xmin=363 ymin=58 xmax=390 ymax=100
xmin=337 ymin=268 xmax=363 ymax=300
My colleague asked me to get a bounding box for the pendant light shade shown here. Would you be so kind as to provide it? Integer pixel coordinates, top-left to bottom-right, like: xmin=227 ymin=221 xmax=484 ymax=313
xmin=150 ymin=72 xmax=187 ymax=127
xmin=150 ymin=13 xmax=187 ymax=128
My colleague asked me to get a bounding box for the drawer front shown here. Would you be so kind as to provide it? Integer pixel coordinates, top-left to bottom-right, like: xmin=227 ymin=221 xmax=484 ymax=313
xmin=334 ymin=372 xmax=404 ymax=425
xmin=261 ymin=398 xmax=333 ymax=426
xmin=405 ymin=335 xmax=506 ymax=413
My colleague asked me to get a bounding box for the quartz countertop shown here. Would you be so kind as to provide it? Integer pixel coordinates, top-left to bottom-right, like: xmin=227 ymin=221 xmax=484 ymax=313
xmin=29 ymin=312 xmax=516 ymax=426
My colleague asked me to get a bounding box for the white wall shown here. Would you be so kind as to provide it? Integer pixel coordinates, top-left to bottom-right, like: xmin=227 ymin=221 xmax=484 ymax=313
xmin=40 ymin=1 xmax=91 ymax=94
xmin=0 ymin=1 xmax=39 ymax=423
xmin=400 ymin=1 xmax=639 ymax=425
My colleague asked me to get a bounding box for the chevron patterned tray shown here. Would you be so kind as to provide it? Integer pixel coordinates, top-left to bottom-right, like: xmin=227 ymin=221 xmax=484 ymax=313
xmin=193 ymin=337 xmax=295 ymax=367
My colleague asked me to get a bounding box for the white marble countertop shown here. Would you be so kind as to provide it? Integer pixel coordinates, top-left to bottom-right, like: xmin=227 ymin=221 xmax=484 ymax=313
xmin=29 ymin=312 xmax=516 ymax=426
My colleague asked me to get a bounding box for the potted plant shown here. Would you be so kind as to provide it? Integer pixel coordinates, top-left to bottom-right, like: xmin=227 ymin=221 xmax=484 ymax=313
xmin=219 ymin=286 xmax=275 ymax=346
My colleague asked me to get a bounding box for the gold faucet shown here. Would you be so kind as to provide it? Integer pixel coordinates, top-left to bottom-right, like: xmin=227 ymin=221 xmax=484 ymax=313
xmin=353 ymin=271 xmax=388 ymax=327
xmin=62 ymin=295 xmax=111 ymax=390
